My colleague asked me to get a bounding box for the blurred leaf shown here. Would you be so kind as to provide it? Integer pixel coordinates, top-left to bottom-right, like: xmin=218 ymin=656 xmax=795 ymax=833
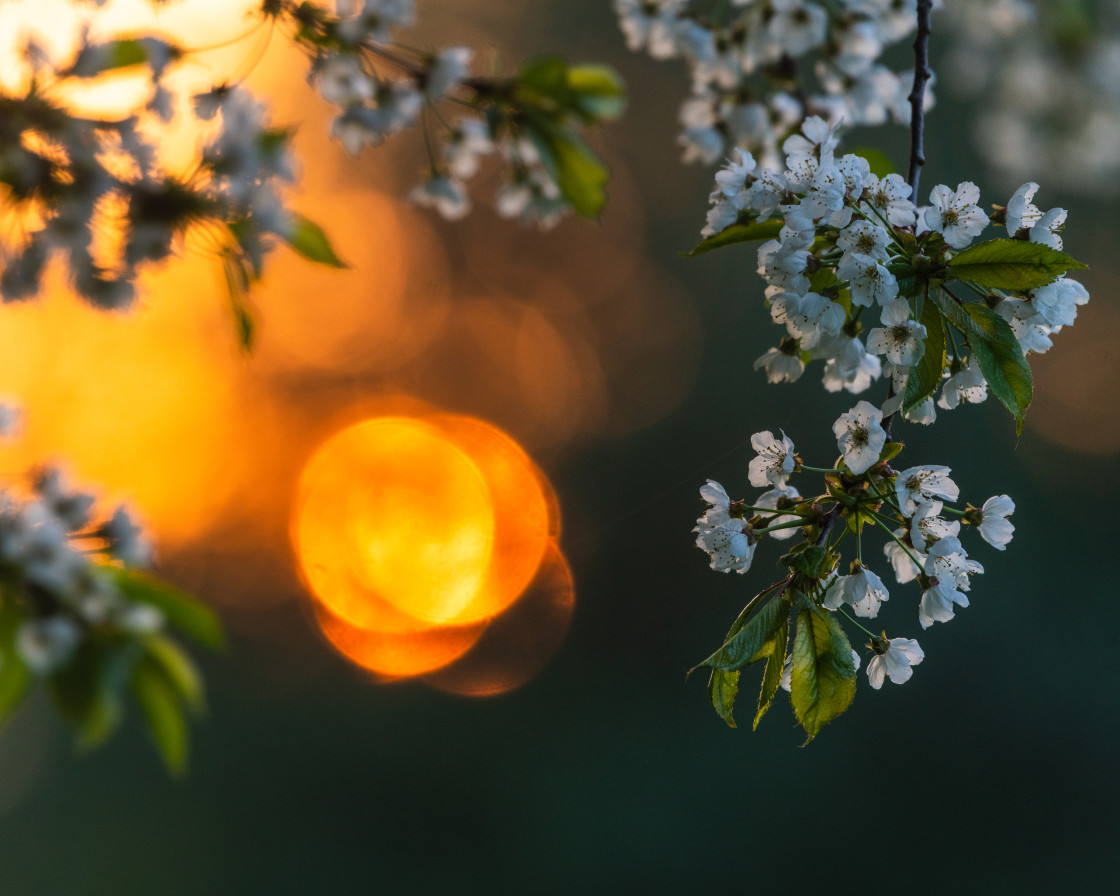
xmin=102 ymin=567 xmax=225 ymax=651
xmin=143 ymin=634 xmax=205 ymax=714
xmin=67 ymin=37 xmax=179 ymax=78
xmin=695 ymin=585 xmax=791 ymax=672
xmin=517 ymin=57 xmax=625 ymax=124
xmin=790 ymin=609 xmax=856 ymax=743
xmin=566 ymin=64 xmax=626 ymax=121
xmin=48 ymin=638 xmax=141 ymax=747
xmin=969 ymin=331 xmax=1033 ymax=435
xmin=130 ymin=655 xmax=189 ymax=776
xmin=753 ymin=617 xmax=790 ymax=731
xmin=948 ymin=238 xmax=1086 ymax=290
xmin=903 ymin=298 xmax=946 ymax=412
xmin=221 ymin=247 xmax=255 ymax=352
xmin=517 ymin=55 xmax=568 ymax=98
xmin=0 ymin=600 xmax=32 ymax=724
xmin=525 ymin=115 xmax=609 ymax=219
xmin=283 ymin=214 xmax=346 ymax=268
xmin=684 ymin=218 xmax=784 ymax=257
xmin=707 ymin=667 xmax=740 ymax=728
xmin=850 ymin=146 xmax=896 ymax=178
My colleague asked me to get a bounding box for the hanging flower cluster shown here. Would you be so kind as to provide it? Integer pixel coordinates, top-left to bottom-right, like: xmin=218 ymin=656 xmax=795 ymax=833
xmin=614 ymin=0 xmax=938 ymax=168
xmin=275 ymin=0 xmax=625 ymax=225
xmin=0 ymin=408 xmax=222 ymax=773
xmin=941 ymin=0 xmax=1120 ymax=195
xmin=687 ymin=99 xmax=1086 ymax=738
xmin=694 ymin=116 xmax=1088 ymax=431
xmin=0 ymin=29 xmax=343 ymax=346
xmin=694 ymin=423 xmax=1016 ymax=737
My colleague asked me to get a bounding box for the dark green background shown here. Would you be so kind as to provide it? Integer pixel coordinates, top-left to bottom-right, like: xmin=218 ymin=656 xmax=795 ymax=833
xmin=2 ymin=2 xmax=1117 ymax=893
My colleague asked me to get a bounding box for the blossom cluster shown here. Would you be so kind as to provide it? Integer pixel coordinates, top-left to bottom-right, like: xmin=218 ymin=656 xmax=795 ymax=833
xmin=614 ymin=0 xmax=938 ymax=168
xmin=694 ymin=422 xmax=1014 ymax=700
xmin=0 ymin=32 xmax=303 ymax=313
xmin=700 ymin=117 xmax=1089 ymax=425
xmin=942 ymin=0 xmax=1120 ymax=194
xmin=0 ymin=459 xmax=156 ymax=676
xmin=283 ymin=0 xmax=623 ymax=226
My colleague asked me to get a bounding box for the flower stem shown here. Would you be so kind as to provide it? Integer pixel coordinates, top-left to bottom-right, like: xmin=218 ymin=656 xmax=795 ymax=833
xmin=837 ymin=605 xmax=877 ymax=640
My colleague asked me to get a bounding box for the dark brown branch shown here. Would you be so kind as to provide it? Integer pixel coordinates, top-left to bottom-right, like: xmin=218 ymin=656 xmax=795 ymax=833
xmin=905 ymin=0 xmax=934 ymax=202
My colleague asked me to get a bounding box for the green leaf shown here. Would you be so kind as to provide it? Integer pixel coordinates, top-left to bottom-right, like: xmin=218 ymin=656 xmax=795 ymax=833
xmin=525 ymin=116 xmax=609 ymax=219
xmin=948 ymin=238 xmax=1087 ymax=291
xmin=782 ymin=544 xmax=832 ymax=579
xmin=68 ymin=37 xmax=180 ymax=78
xmin=962 ymin=301 xmax=1019 ymax=347
xmin=753 ymin=615 xmax=790 ymax=731
xmin=48 ymin=638 xmax=141 ymax=747
xmin=790 ymin=609 xmax=856 ymax=742
xmin=517 ymin=55 xmax=569 ymax=97
xmin=566 ymin=64 xmax=626 ymax=121
xmin=101 ymin=567 xmax=225 ymax=651
xmin=877 ymin=441 xmax=905 ymax=464
xmin=130 ymin=655 xmax=189 ymax=776
xmin=707 ymin=668 xmax=740 ymax=728
xmin=143 ymin=634 xmax=205 ymax=714
xmin=930 ymin=289 xmax=1015 ymax=347
xmin=684 ymin=218 xmax=784 ymax=257
xmin=0 ymin=600 xmax=32 ymax=724
xmin=695 ymin=586 xmax=791 ymax=672
xmin=283 ymin=214 xmax=346 ymax=269
xmin=969 ymin=333 xmax=1033 ymax=435
xmin=903 ymin=297 xmax=946 ymax=412
xmin=220 ymin=246 xmax=255 ymax=351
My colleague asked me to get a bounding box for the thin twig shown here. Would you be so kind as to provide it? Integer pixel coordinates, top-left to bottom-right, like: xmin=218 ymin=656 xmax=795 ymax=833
xmin=905 ymin=0 xmax=934 ymax=202
xmin=884 ymin=0 xmax=934 ymax=439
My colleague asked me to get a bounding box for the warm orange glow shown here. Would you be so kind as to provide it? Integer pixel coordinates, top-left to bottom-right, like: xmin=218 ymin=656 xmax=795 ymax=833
xmin=314 ymin=602 xmax=487 ymax=680
xmin=252 ymin=189 xmax=452 ymax=378
xmin=293 ymin=416 xmax=498 ymax=625
xmin=294 ymin=412 xmax=572 ymax=689
xmin=0 ymin=269 xmax=282 ymax=545
xmin=422 ymin=414 xmax=557 ymax=621
xmin=423 ymin=542 xmax=575 ymax=697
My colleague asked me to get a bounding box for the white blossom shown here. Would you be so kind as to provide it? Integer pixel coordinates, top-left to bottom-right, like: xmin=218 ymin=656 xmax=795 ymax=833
xmin=976 ymin=495 xmax=1015 ymax=550
xmin=862 ymin=172 xmax=918 ymax=227
xmin=924 ymin=182 xmax=989 ymax=248
xmin=867 ymin=637 xmax=924 ymax=688
xmin=755 ymin=486 xmax=803 ymax=541
xmin=833 ymin=400 xmax=887 ymax=475
xmin=823 ymin=563 xmax=889 ymax=618
xmin=884 ymin=528 xmax=926 ymax=584
xmin=15 ymin=616 xmax=81 ymax=675
xmin=895 ymin=465 xmax=959 ymax=515
xmin=866 ymin=298 xmax=927 ymax=365
xmin=694 ymin=517 xmax=756 ymax=574
xmin=838 ymin=252 xmax=900 ymax=307
xmin=754 ymin=345 xmax=806 ymax=383
xmin=909 ymin=499 xmax=961 ymax=552
xmin=748 ymin=430 xmax=796 ymax=490
xmin=938 ymin=360 xmax=988 ymax=410
xmin=409 ymin=175 xmax=470 ymax=220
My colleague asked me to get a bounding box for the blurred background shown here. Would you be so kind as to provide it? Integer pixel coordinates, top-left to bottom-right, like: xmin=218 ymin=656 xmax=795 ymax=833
xmin=0 ymin=0 xmax=1118 ymax=892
